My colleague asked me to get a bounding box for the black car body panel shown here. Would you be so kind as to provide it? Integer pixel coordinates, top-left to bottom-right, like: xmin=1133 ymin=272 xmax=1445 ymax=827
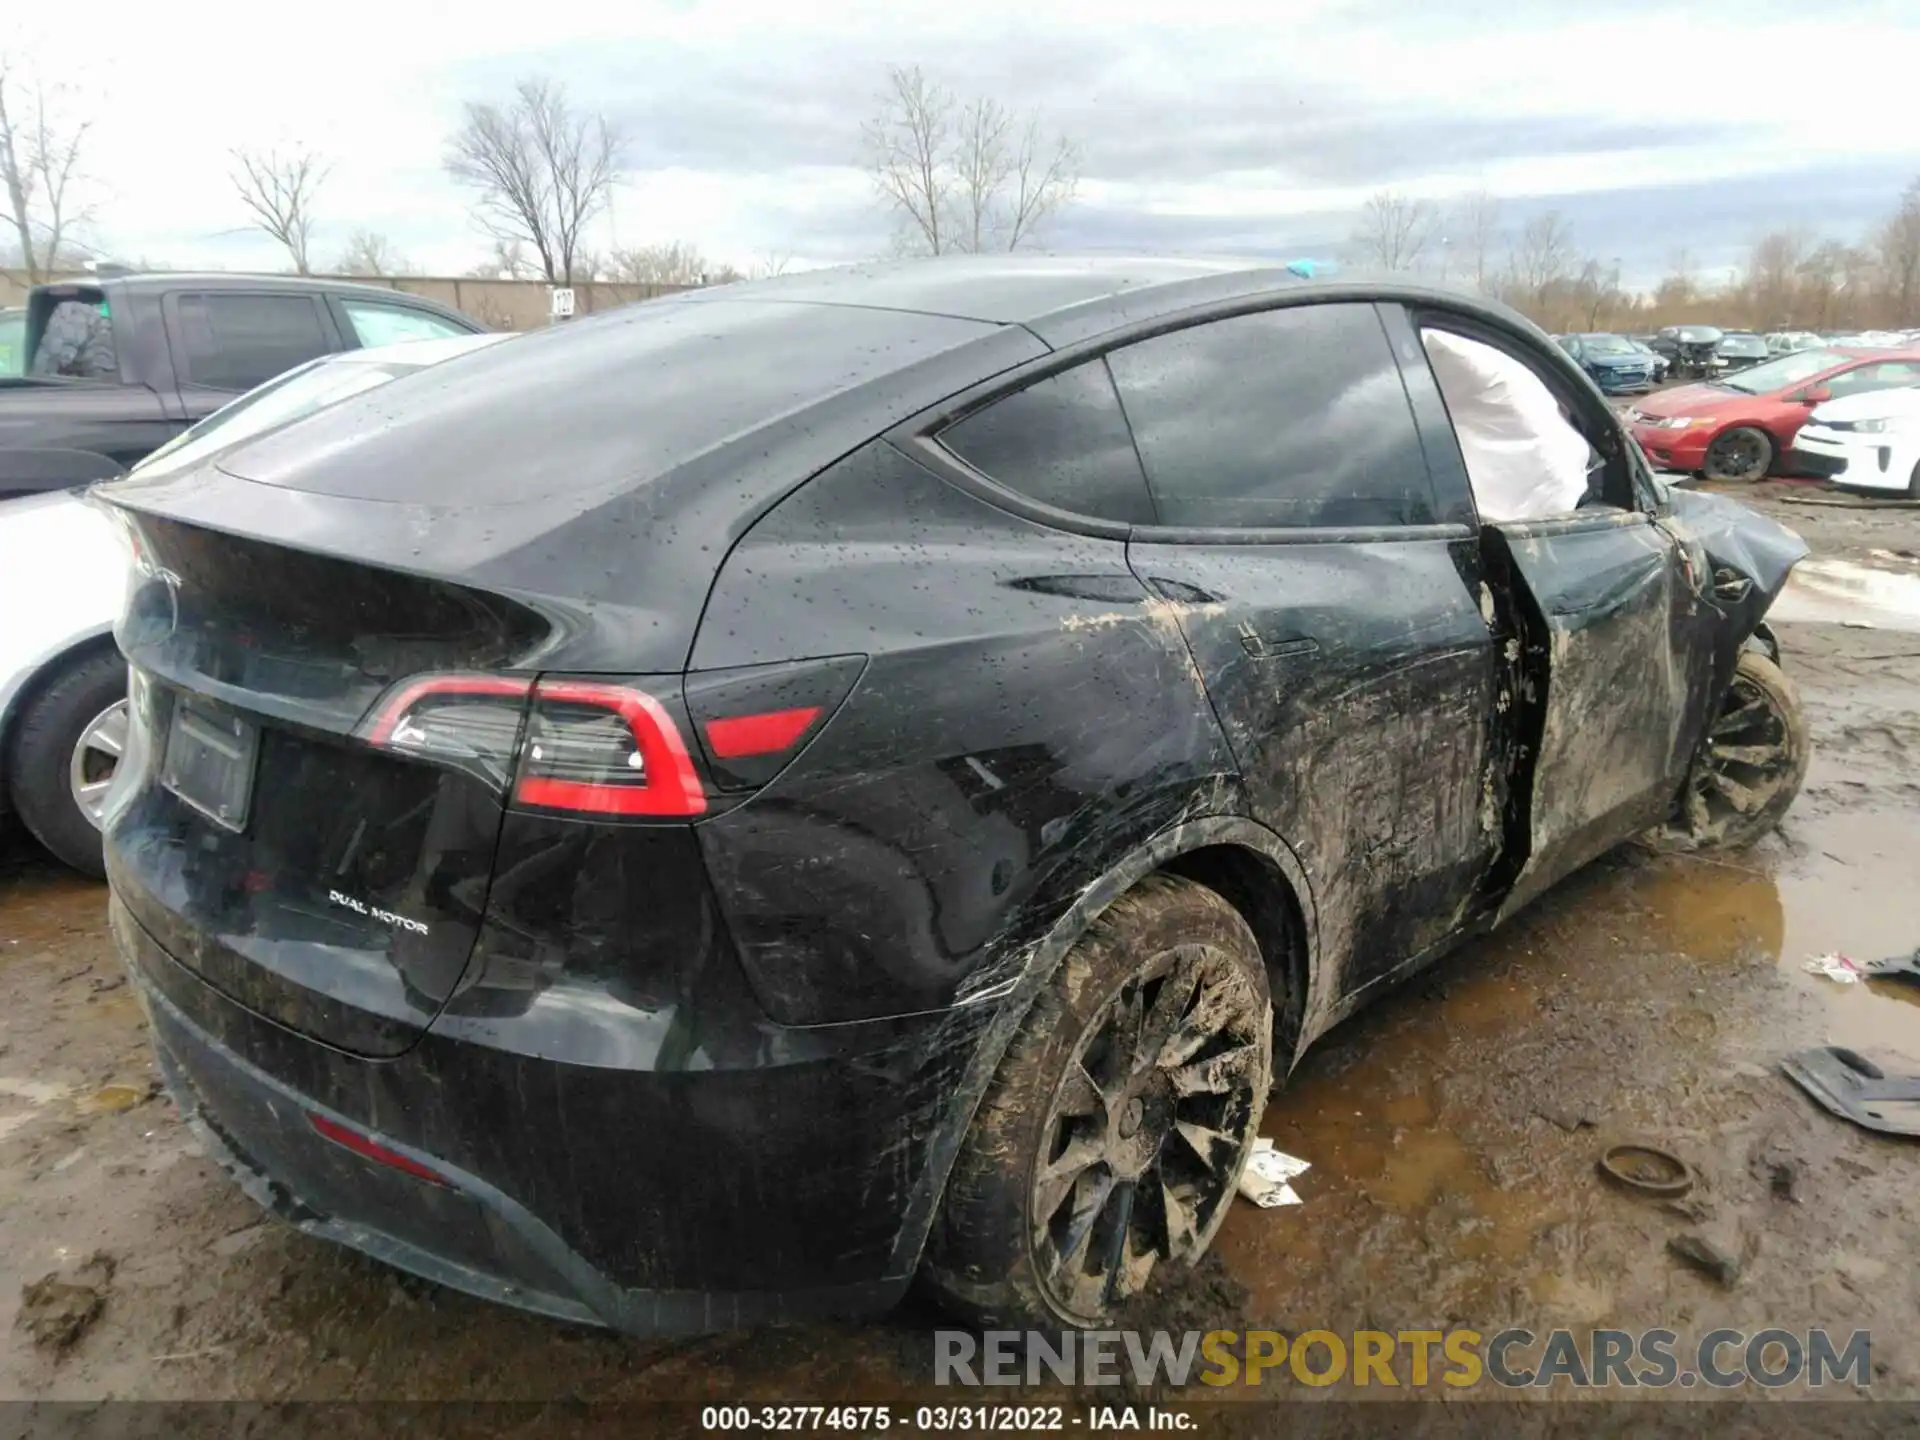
xmin=96 ymin=258 xmax=1806 ymax=1334
xmin=1 ymin=274 xmax=483 ymax=500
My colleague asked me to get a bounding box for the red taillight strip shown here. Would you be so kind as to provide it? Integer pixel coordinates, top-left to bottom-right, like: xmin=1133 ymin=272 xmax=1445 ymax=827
xmin=364 ymin=674 xmax=533 ymax=745
xmin=307 ymin=1112 xmax=451 ymax=1188
xmin=515 ymin=679 xmax=708 ymax=818
xmin=703 ymin=705 xmax=823 ymax=760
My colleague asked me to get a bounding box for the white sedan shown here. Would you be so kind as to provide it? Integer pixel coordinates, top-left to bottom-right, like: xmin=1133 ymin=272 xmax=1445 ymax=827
xmin=1792 ymin=385 xmax=1920 ymax=498
xmin=0 ymin=333 xmax=511 ymax=875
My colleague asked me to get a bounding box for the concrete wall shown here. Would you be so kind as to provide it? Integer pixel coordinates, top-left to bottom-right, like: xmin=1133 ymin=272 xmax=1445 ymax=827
xmin=0 ymin=268 xmax=694 ymax=330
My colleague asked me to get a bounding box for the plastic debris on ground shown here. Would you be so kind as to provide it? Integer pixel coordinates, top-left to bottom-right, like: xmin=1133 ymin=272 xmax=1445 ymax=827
xmin=1804 ymin=953 xmax=1862 ymax=984
xmin=1779 ymin=1046 xmax=1920 ymax=1138
xmin=1238 ymin=1139 xmax=1310 ymax=1208
xmin=1862 ymin=947 xmax=1920 ymax=983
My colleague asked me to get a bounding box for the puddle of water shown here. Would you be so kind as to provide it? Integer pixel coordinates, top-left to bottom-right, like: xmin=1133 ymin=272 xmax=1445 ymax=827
xmin=1771 ymin=557 xmax=1920 ymax=632
xmin=1770 ymin=808 xmax=1920 ymax=1064
xmin=1218 ymin=792 xmax=1920 ymax=1321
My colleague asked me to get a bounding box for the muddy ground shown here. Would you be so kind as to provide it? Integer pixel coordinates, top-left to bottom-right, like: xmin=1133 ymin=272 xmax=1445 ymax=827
xmin=2 ymin=484 xmax=1917 ymax=1425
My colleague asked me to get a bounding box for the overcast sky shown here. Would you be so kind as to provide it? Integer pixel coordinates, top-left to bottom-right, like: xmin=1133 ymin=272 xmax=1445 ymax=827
xmin=10 ymin=0 xmax=1918 ymax=290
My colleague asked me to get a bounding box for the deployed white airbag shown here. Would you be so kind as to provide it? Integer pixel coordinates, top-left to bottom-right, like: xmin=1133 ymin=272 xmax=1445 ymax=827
xmin=1422 ymin=329 xmax=1592 ymax=523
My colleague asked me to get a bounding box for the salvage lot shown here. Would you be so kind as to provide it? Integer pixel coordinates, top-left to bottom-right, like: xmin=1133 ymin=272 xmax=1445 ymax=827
xmin=2 ymin=486 xmax=1918 ymax=1413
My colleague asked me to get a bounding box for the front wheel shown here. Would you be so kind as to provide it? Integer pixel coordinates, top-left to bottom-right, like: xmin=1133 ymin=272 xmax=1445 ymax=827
xmin=921 ymin=875 xmax=1273 ymax=1328
xmin=1651 ymin=650 xmax=1809 ymax=852
xmin=1703 ymin=426 xmax=1775 ymax=484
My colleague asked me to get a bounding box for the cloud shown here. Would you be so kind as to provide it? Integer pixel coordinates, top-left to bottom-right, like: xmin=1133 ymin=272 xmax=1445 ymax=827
xmin=7 ymin=0 xmax=1915 ymax=284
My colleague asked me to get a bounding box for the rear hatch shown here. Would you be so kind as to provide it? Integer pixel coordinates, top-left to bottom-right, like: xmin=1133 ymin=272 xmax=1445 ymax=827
xmin=104 ymin=510 xmax=553 ymax=1057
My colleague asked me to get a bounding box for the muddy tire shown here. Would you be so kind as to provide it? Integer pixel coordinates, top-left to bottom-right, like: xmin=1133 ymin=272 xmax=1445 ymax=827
xmin=920 ymin=874 xmax=1272 ymax=1329
xmin=4 ymin=646 xmax=128 ymax=880
xmin=1702 ymin=426 xmax=1775 ymax=484
xmin=1650 ymin=650 xmax=1810 ymax=852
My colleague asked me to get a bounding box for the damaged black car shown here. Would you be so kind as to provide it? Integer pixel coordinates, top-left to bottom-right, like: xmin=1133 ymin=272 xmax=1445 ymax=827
xmin=94 ymin=257 xmax=1809 ymax=1334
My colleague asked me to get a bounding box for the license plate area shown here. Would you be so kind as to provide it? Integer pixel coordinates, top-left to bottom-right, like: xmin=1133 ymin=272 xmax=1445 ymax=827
xmin=161 ymin=702 xmax=260 ymax=833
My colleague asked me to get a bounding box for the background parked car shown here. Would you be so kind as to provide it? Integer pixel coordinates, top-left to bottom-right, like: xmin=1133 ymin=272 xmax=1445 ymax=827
xmin=1627 ymin=346 xmax=1920 ymax=482
xmin=0 ymin=273 xmax=485 ymax=502
xmin=1623 ymin=335 xmax=1670 ymax=382
xmin=1650 ymin=324 xmax=1726 ymax=380
xmin=1790 ymin=383 xmax=1920 ymax=496
xmin=0 ymin=333 xmax=512 ymax=876
xmin=1716 ymin=333 xmax=1772 ymax=372
xmin=1557 ymin=332 xmax=1659 ymax=393
xmin=1765 ymin=331 xmax=1823 ymax=357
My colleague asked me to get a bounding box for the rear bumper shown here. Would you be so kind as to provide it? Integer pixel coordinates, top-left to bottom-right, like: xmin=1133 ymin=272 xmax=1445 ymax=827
xmin=113 ymin=892 xmax=987 ymax=1334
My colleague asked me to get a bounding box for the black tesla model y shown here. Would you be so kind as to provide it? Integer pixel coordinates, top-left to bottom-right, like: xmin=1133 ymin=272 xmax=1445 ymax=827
xmin=97 ymin=257 xmax=1808 ymax=1332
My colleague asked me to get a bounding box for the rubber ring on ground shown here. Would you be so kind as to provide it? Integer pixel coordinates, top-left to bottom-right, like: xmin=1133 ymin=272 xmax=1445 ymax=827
xmin=1597 ymin=1144 xmax=1694 ymax=1198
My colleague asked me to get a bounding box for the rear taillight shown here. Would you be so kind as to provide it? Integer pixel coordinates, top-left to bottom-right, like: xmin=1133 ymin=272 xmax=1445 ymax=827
xmin=361 ymin=673 xmax=708 ymax=818
xmin=359 ymin=673 xmax=534 ymax=791
xmin=684 ymin=655 xmax=865 ymax=792
xmin=514 ymin=680 xmax=706 ymax=818
xmin=308 ymin=1112 xmax=450 ymax=1188
xmin=360 ymin=656 xmax=864 ymax=812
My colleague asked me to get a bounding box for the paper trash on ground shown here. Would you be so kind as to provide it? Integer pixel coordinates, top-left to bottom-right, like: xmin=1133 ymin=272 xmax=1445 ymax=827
xmin=1238 ymin=1138 xmax=1311 ymax=1208
xmin=1805 ymin=953 xmax=1863 ymax=985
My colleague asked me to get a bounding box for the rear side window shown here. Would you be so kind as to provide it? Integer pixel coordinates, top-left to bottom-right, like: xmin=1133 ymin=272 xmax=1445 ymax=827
xmin=938 ymin=359 xmax=1155 ymax=524
xmin=1106 ymin=304 xmax=1434 ymax=529
xmin=340 ymin=299 xmax=471 ymax=348
xmin=175 ymin=293 xmax=332 ymax=391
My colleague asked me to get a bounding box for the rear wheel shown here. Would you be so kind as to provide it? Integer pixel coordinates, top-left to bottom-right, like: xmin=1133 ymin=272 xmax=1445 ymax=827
xmin=921 ymin=875 xmax=1272 ymax=1328
xmin=1908 ymin=458 xmax=1920 ymax=500
xmin=1703 ymin=426 xmax=1775 ymax=484
xmin=1651 ymin=650 xmax=1809 ymax=852
xmin=5 ymin=647 xmax=128 ymax=879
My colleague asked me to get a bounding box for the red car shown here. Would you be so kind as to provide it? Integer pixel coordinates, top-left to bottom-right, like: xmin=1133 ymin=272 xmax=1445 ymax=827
xmin=1627 ymin=347 xmax=1920 ymax=482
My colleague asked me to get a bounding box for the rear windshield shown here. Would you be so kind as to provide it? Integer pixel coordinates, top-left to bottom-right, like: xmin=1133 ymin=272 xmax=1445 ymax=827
xmin=216 ymin=299 xmax=999 ymax=504
xmin=133 ymin=356 xmax=441 ymax=478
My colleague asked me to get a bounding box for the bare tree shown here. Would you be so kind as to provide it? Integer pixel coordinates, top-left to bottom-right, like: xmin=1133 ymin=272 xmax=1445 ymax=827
xmin=1350 ymin=190 xmax=1439 ymax=271
xmin=607 ymin=240 xmax=711 ymax=286
xmin=1507 ymin=210 xmax=1576 ymax=314
xmin=468 ymin=236 xmax=536 ymax=280
xmin=445 ymin=79 xmax=625 ymax=286
xmin=231 ymin=147 xmax=329 ymax=274
xmin=1452 ymin=189 xmax=1502 ymax=294
xmin=1876 ymin=175 xmax=1920 ymax=323
xmin=860 ymin=65 xmax=1077 ymax=255
xmin=751 ymin=249 xmax=794 ymax=279
xmin=335 ymin=228 xmax=409 ymax=277
xmin=1744 ymin=229 xmax=1811 ymax=326
xmin=0 ymin=61 xmax=93 ymax=284
xmin=1571 ymin=257 xmax=1623 ymax=329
